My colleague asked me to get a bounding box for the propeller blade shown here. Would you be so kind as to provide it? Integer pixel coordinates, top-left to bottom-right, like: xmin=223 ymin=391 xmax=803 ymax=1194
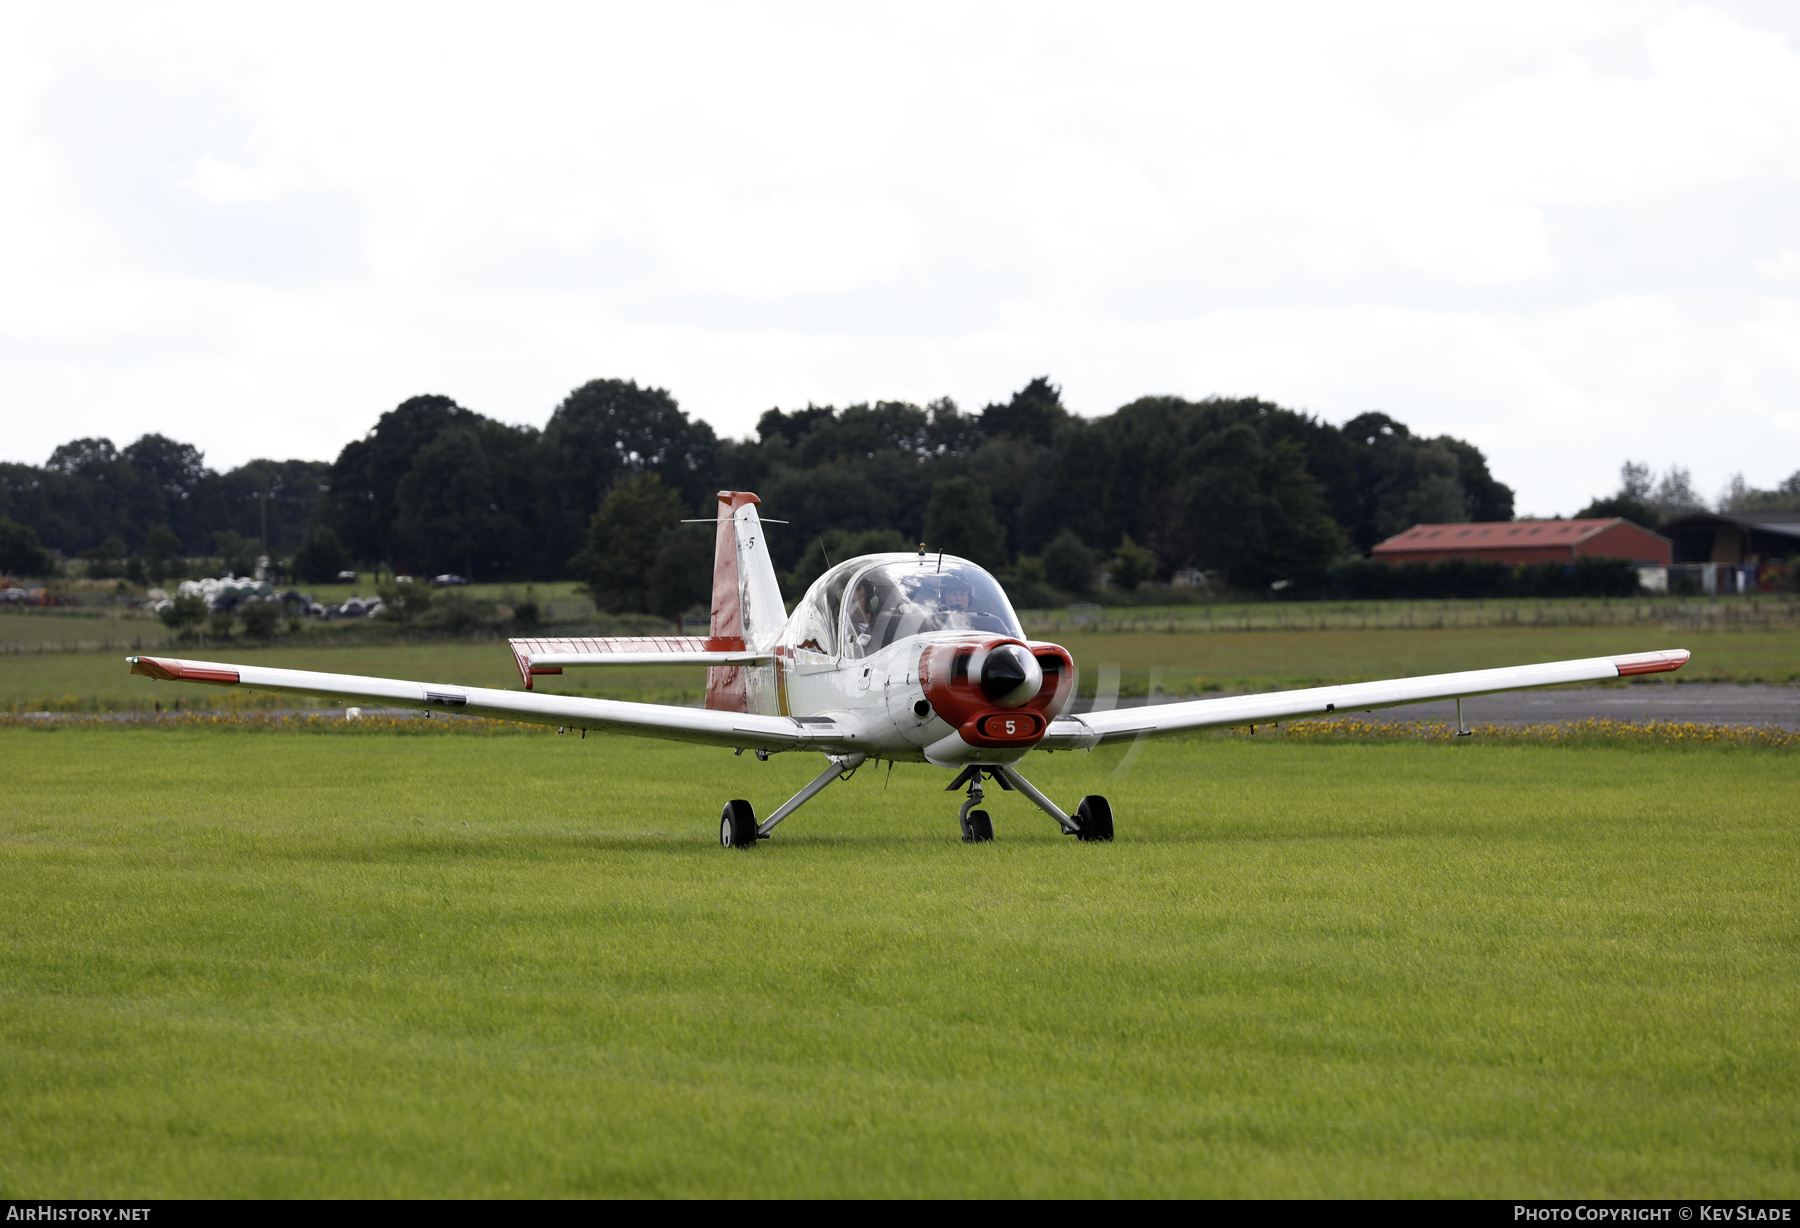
xmin=1111 ymin=666 xmax=1160 ymax=779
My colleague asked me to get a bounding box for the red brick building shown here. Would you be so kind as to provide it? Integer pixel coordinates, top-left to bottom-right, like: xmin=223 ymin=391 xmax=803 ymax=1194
xmin=1371 ymin=519 xmax=1672 ymax=566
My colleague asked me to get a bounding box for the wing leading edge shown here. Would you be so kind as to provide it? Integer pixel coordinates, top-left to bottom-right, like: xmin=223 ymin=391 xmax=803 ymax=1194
xmin=126 ymin=655 xmax=825 ymax=754
xmin=1038 ymin=649 xmax=1690 ymax=749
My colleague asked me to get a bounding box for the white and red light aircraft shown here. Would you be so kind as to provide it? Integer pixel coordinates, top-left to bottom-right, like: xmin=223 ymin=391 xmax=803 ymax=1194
xmin=128 ymin=491 xmax=1689 ymax=847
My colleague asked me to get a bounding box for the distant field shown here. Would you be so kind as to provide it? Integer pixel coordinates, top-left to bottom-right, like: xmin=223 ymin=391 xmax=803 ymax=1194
xmin=1054 ymin=624 xmax=1800 ymax=696
xmin=3 ymin=619 xmax=1795 ymax=713
xmin=1019 ymin=593 xmax=1800 ymax=635
xmin=1 ymin=726 xmax=1792 ymax=1197
xmin=296 ymin=577 xmax=592 ymax=613
xmin=0 ymin=641 xmax=703 ymax=712
xmin=9 ymin=593 xmax=1795 ymax=651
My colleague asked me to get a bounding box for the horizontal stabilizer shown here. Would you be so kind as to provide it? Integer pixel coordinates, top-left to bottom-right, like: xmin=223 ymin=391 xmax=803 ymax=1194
xmin=507 ymin=636 xmax=762 ymax=689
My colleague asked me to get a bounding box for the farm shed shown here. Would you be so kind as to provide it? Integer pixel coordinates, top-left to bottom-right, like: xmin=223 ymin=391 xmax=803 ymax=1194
xmin=1657 ymin=511 xmax=1800 ymax=565
xmin=1371 ymin=519 xmax=1672 ymax=566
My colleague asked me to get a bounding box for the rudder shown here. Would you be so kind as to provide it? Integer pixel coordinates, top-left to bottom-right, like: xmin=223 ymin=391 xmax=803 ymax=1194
xmin=705 ymin=491 xmax=784 ymax=712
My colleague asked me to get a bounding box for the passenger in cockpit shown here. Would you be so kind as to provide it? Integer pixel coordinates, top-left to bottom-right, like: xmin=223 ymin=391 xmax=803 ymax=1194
xmin=847 ymin=579 xmax=878 ymax=650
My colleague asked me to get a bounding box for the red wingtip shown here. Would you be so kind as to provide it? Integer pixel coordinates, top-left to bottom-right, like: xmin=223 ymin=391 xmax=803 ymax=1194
xmin=1614 ymin=649 xmax=1689 ymax=676
xmin=129 ymin=655 xmax=180 ymax=681
xmin=128 ymin=656 xmax=239 ymax=685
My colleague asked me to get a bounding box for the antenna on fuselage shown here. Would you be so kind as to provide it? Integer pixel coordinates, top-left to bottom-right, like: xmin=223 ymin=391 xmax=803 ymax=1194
xmin=936 ymin=551 xmax=943 ymax=573
xmin=818 ymin=536 xmax=833 ymax=567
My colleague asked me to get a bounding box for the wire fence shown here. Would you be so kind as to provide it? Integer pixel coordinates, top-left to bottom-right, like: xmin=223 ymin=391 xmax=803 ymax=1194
xmin=1018 ymin=595 xmax=1800 ymax=635
xmin=6 ymin=593 xmax=1800 ymax=654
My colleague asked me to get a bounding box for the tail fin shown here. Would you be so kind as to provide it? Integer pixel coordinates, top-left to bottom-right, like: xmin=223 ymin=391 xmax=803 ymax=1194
xmin=705 ymin=491 xmax=786 ymax=712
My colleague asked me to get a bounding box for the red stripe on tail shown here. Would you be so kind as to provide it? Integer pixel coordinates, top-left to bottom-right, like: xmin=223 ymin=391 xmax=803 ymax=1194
xmin=705 ymin=492 xmax=757 ymax=712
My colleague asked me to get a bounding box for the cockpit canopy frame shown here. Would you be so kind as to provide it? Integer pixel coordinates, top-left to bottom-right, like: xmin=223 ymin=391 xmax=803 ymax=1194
xmin=796 ymin=554 xmax=1022 ymax=659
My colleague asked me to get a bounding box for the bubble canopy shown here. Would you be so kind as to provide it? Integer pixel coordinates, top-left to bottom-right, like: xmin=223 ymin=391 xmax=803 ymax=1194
xmin=833 ymin=558 xmax=1023 ymax=657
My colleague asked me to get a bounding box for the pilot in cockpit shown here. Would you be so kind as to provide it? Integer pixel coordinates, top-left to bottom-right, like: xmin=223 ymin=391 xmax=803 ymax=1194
xmin=930 ymin=575 xmax=1007 ymax=633
xmin=940 ymin=577 xmax=970 ymax=613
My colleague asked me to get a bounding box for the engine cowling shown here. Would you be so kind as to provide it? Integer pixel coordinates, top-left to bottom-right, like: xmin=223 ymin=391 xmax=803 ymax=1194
xmin=918 ymin=637 xmax=1074 ymax=749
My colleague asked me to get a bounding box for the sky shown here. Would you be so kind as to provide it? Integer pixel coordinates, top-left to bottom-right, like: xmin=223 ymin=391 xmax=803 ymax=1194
xmin=3 ymin=1 xmax=1799 ymax=516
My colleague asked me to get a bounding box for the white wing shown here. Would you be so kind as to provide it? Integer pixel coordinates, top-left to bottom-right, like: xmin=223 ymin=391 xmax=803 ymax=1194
xmin=1038 ymin=649 xmax=1689 ymax=749
xmin=127 ymin=655 xmax=837 ymax=754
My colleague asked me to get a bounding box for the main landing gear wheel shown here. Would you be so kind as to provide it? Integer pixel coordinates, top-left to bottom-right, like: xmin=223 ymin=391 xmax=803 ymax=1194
xmin=1075 ymin=795 xmax=1114 ymax=842
xmin=962 ymin=808 xmax=994 ymax=844
xmin=720 ymin=799 xmax=758 ymax=849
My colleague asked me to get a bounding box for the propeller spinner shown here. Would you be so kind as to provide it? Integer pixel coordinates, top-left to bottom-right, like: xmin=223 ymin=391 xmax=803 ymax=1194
xmin=980 ymin=642 xmax=1043 ymax=707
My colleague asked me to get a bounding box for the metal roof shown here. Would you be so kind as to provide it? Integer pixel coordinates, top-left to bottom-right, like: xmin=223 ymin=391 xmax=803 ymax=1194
xmin=1372 ymin=518 xmax=1664 ymax=553
xmin=1660 ymin=510 xmax=1800 ymax=539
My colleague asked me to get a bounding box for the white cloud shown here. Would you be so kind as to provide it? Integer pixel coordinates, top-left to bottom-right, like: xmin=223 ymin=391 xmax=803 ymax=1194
xmin=1756 ymin=249 xmax=1800 ymax=281
xmin=2 ymin=0 xmax=1799 ymax=509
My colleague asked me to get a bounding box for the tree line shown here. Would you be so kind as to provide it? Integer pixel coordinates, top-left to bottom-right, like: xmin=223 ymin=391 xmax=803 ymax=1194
xmin=1 ymin=376 xmax=1518 ymax=610
xmin=1577 ymin=459 xmax=1800 ymax=527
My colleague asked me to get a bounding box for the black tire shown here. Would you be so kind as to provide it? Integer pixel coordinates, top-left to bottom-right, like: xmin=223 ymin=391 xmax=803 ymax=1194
xmin=963 ymin=809 xmax=994 ymax=843
xmin=719 ymin=799 xmax=758 ymax=848
xmin=1076 ymin=795 xmax=1114 ymax=842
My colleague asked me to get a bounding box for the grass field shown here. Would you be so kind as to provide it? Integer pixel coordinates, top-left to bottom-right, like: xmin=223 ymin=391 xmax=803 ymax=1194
xmin=3 ymin=620 xmax=1795 ymax=713
xmin=1 ymin=725 xmax=1794 ymax=1197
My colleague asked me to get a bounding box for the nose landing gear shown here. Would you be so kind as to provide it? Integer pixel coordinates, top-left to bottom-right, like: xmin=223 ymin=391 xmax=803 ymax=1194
xmin=956 ymin=773 xmax=995 ymax=843
xmin=947 ymin=765 xmax=1113 ymax=843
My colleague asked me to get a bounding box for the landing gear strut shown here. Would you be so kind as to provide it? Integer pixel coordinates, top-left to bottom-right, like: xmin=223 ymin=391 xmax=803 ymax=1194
xmin=718 ymin=753 xmax=867 ymax=849
xmin=946 ymin=765 xmax=1114 ymax=843
xmin=954 ymin=770 xmax=995 ymax=843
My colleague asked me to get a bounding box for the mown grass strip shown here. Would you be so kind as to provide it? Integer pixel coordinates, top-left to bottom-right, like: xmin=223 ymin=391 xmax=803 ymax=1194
xmin=1 ymin=728 xmax=1794 ymax=1196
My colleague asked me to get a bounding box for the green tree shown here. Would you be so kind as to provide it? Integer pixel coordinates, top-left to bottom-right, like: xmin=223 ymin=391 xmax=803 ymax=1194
xmin=376 ymin=580 xmax=434 ymax=626
xmin=0 ymin=516 xmax=54 ymax=577
xmin=647 ymin=522 xmax=717 ymax=620
xmin=979 ymin=376 xmax=1068 ymax=446
xmin=429 ymin=590 xmax=481 ymax=634
xmin=922 ymin=476 xmax=1005 ymax=569
xmin=144 ymin=523 xmax=183 ymax=583
xmin=1041 ymin=530 xmax=1098 ymax=594
xmin=1259 ymin=440 xmax=1348 ymax=585
xmin=1108 ymin=535 xmax=1156 ymax=591
xmin=318 ymin=395 xmax=475 ymax=568
xmin=1406 ymin=442 xmax=1469 ymax=524
xmin=1578 ymin=460 xmax=1661 ymax=526
xmin=1338 ymin=414 xmax=1511 ymax=549
xmin=157 ymin=593 xmax=207 ymax=636
xmin=393 ymin=424 xmax=528 ymax=578
xmin=82 ymin=535 xmax=128 ymax=579
xmin=570 ymin=472 xmax=684 ymax=613
xmin=781 ymin=528 xmax=910 ymax=599
xmin=540 ymin=379 xmax=720 ymax=577
xmin=1717 ymin=470 xmax=1800 ymax=514
xmin=238 ymin=600 xmax=281 ymax=639
xmin=292 ymin=526 xmax=352 ymax=585
xmin=212 ymin=530 xmax=261 ymax=578
xmin=1163 ymin=427 xmax=1345 ymax=588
